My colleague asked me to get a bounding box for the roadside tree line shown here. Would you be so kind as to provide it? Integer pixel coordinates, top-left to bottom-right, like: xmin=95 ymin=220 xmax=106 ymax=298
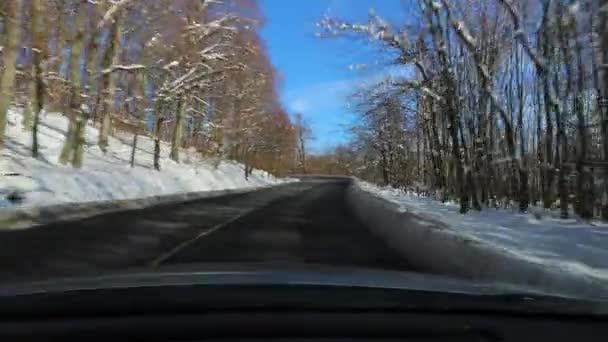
xmin=315 ymin=0 xmax=608 ymax=220
xmin=0 ymin=0 xmax=301 ymax=177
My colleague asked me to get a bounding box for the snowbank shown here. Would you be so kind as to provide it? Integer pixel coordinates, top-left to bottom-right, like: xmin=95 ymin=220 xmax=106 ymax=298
xmin=350 ymin=181 xmax=608 ymax=298
xmin=0 ymin=109 xmax=287 ymax=210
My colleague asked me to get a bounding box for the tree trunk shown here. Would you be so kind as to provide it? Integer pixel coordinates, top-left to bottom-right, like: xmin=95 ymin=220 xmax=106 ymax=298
xmin=464 ymin=119 xmax=481 ymax=211
xmin=153 ymin=100 xmax=163 ymax=171
xmin=59 ymin=4 xmax=84 ymax=166
xmin=296 ymin=116 xmax=307 ymax=174
xmin=127 ymin=72 xmax=146 ymax=168
xmin=516 ymin=47 xmax=529 ymax=212
xmin=535 ymin=71 xmax=544 ymax=208
xmin=98 ymin=12 xmax=123 ymax=153
xmin=539 ymin=16 xmax=554 ymax=208
xmin=58 ymin=118 xmax=77 ymax=164
xmin=244 ymin=153 xmax=249 ymax=180
xmin=243 ymin=147 xmax=255 ymax=180
xmin=22 ymin=66 xmax=34 ymax=130
xmin=487 ymin=98 xmax=496 ymax=205
xmin=46 ymin=1 xmax=67 ymax=112
xmin=542 ymin=77 xmax=555 ymax=208
xmin=170 ymin=99 xmax=186 ymax=162
xmin=416 ymin=105 xmax=421 ymax=180
xmin=556 ymin=117 xmax=568 ymax=219
xmin=72 ymin=117 xmax=87 ymax=168
xmin=600 ymin=0 xmax=608 ymax=220
xmin=0 ymin=0 xmax=22 ymax=144
xmin=556 ymin=2 xmax=571 ymax=219
xmin=426 ymin=2 xmax=468 ymax=213
xmin=380 ymin=149 xmax=389 ymax=185
xmin=130 ymin=134 xmax=138 ymax=168
xmin=554 ymin=61 xmax=568 ymax=218
xmin=573 ymin=25 xmax=592 ymax=218
xmin=247 ymin=151 xmax=255 ymax=178
xmin=31 ymin=0 xmax=45 ymax=157
xmin=428 ymin=100 xmax=445 ymax=195
xmin=477 ymin=49 xmax=492 ymax=206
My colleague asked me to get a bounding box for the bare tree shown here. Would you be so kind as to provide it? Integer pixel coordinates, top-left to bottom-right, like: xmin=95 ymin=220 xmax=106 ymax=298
xmin=30 ymin=0 xmax=45 ymax=157
xmin=315 ymin=0 xmax=607 ymax=220
xmin=58 ymin=1 xmax=85 ymax=166
xmin=600 ymin=0 xmax=608 ymax=220
xmin=294 ymin=113 xmax=312 ymax=174
xmin=0 ymin=0 xmax=22 ymax=145
xmin=98 ymin=2 xmax=124 ymax=153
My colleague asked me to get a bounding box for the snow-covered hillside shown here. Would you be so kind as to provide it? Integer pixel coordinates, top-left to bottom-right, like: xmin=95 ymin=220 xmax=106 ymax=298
xmin=0 ymin=109 xmax=286 ymax=209
xmin=359 ymin=181 xmax=608 ymax=282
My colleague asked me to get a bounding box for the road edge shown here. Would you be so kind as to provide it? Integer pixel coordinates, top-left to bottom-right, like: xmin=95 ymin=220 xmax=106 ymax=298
xmin=345 ymin=180 xmax=608 ymax=299
xmin=0 ymin=183 xmax=296 ymax=230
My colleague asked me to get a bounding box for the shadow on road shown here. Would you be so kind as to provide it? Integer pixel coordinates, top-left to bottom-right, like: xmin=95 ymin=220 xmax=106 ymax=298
xmin=0 ymin=179 xmax=413 ymax=282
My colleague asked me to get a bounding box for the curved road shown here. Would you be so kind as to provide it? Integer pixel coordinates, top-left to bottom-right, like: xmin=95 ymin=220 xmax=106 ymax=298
xmin=0 ymin=179 xmax=410 ymax=282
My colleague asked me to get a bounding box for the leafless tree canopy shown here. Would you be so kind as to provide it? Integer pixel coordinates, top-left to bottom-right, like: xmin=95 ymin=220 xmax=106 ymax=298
xmin=1 ymin=0 xmax=607 ymax=220
xmin=314 ymin=0 xmax=608 ymax=220
xmin=0 ymin=0 xmax=298 ymax=177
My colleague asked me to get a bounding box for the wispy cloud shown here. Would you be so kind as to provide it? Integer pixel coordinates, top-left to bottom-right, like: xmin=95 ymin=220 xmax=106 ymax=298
xmin=284 ymin=65 xmax=412 ymax=115
xmin=285 ymin=78 xmax=354 ymax=115
xmin=282 ymin=65 xmax=413 ymax=152
xmin=289 ymin=98 xmax=310 ymax=113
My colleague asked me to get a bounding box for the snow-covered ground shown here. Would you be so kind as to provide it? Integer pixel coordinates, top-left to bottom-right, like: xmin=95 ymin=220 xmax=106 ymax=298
xmin=359 ymin=181 xmax=608 ymax=282
xmin=0 ymin=109 xmax=286 ymax=209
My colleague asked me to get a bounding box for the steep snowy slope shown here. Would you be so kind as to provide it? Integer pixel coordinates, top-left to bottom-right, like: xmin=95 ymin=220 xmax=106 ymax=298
xmin=0 ymin=109 xmax=286 ymax=208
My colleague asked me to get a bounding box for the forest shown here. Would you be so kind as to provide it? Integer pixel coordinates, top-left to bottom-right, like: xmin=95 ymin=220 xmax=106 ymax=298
xmin=310 ymin=0 xmax=608 ymax=220
xmin=1 ymin=0 xmax=607 ymax=221
xmin=0 ymin=0 xmax=302 ymax=180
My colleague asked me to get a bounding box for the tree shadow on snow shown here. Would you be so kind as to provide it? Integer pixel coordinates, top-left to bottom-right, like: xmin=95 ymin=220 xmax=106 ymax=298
xmin=112 ymin=134 xmax=155 ymax=157
xmin=3 ymin=139 xmax=53 ymax=165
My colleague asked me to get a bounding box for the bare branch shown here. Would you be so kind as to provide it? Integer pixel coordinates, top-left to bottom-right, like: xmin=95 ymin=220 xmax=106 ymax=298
xmin=101 ymin=64 xmax=146 ymax=74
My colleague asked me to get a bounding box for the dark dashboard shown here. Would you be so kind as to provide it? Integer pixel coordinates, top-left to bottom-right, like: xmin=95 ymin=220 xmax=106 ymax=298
xmin=0 ymin=264 xmax=606 ymax=340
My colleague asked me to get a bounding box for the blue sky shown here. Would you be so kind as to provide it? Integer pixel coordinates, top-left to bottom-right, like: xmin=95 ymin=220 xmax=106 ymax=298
xmin=259 ymin=0 xmax=407 ymax=153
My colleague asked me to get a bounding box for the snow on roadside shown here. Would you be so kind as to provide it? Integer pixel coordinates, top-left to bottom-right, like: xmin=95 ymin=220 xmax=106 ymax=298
xmin=0 ymin=109 xmax=288 ymax=209
xmin=358 ymin=181 xmax=608 ymax=282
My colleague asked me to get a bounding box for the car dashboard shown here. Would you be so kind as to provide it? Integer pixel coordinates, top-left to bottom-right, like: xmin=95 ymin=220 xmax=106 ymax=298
xmin=0 ymin=265 xmax=606 ymax=340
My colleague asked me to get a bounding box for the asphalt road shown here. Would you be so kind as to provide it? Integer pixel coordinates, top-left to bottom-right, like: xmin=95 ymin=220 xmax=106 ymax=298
xmin=0 ymin=179 xmax=411 ymax=282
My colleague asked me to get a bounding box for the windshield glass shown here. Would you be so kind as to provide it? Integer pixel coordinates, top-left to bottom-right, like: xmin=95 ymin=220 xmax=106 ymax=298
xmin=0 ymin=0 xmax=607 ymax=305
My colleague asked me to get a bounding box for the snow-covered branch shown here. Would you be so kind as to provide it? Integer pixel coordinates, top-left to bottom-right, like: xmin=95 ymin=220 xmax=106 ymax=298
xmin=97 ymin=0 xmax=133 ymax=30
xmin=316 ymin=14 xmax=420 ymax=69
xmin=188 ymin=15 xmax=238 ymax=42
xmin=394 ymin=80 xmax=442 ymax=101
xmin=495 ymin=0 xmax=563 ymax=113
xmin=187 ymin=107 xmax=207 ymax=117
xmin=495 ymin=0 xmax=548 ymax=71
xmin=191 ymin=95 xmax=210 ymax=106
xmin=162 ymin=61 xmax=179 ymax=70
xmin=101 ymin=64 xmax=145 ymax=74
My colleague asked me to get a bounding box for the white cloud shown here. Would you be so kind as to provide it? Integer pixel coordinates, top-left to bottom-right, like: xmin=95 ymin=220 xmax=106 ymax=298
xmin=289 ymin=98 xmax=309 ymax=114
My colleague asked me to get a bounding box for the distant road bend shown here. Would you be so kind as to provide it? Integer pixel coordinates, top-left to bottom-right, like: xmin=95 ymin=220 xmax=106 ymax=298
xmin=0 ymin=178 xmax=412 ymax=282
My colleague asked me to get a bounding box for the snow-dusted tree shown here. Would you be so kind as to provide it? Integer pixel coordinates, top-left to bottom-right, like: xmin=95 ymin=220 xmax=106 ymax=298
xmin=98 ymin=2 xmax=125 ymax=153
xmin=0 ymin=0 xmax=300 ymax=183
xmin=294 ymin=113 xmax=312 ymax=174
xmin=30 ymin=0 xmax=46 ymax=157
xmin=142 ymin=0 xmax=240 ymax=167
xmin=599 ymin=0 xmax=608 ymax=219
xmin=0 ymin=0 xmax=22 ymax=145
xmin=58 ymin=1 xmax=86 ymax=166
xmin=349 ymin=78 xmax=414 ymax=186
xmin=317 ymin=0 xmax=607 ymax=219
xmin=318 ymin=1 xmax=472 ymax=212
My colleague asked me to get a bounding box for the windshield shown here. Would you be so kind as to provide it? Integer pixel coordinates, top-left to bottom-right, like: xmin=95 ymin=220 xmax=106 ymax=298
xmin=0 ymin=0 xmax=607 ymax=306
